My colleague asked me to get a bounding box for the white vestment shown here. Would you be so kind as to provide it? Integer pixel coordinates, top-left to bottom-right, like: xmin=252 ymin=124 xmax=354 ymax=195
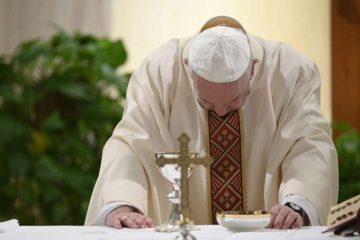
xmin=85 ymin=34 xmax=338 ymax=226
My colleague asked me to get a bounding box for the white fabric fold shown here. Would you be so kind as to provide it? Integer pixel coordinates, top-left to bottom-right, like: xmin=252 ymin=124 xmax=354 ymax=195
xmin=0 ymin=219 xmax=19 ymax=233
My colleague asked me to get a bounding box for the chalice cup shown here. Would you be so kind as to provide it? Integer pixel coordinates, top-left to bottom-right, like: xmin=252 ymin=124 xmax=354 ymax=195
xmin=154 ymin=152 xmax=197 ymax=232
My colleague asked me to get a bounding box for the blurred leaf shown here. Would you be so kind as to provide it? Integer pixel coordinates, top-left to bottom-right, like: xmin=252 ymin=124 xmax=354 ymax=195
xmin=99 ymin=39 xmax=127 ymax=67
xmin=9 ymin=152 xmax=32 ymax=177
xmin=14 ymin=39 xmax=48 ymax=65
xmin=53 ymin=202 xmax=69 ymax=223
xmin=28 ymin=131 xmax=50 ymax=155
xmin=35 ymin=156 xmax=64 ymax=183
xmin=0 ymin=114 xmax=29 ymax=144
xmin=57 ymin=82 xmax=89 ymax=100
xmin=42 ymin=111 xmax=65 ymax=131
xmin=0 ymin=59 xmax=12 ymax=80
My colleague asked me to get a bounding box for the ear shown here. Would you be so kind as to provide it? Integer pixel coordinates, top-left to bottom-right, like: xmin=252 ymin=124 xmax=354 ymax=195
xmin=251 ymin=58 xmax=259 ymax=77
xmin=184 ymin=58 xmax=189 ymax=66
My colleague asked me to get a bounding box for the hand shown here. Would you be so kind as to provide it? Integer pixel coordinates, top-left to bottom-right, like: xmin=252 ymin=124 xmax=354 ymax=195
xmin=267 ymin=204 xmax=304 ymax=229
xmin=106 ymin=206 xmax=156 ymax=229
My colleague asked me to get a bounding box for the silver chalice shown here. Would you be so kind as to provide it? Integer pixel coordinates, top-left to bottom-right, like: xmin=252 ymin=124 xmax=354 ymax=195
xmin=154 ymin=152 xmax=197 ymax=232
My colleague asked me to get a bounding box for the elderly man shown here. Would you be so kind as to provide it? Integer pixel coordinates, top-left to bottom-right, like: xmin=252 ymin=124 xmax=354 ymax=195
xmin=85 ymin=16 xmax=338 ymax=229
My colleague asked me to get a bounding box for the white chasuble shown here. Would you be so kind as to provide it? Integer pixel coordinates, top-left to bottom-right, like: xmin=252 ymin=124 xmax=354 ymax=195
xmin=85 ymin=35 xmax=338 ymax=226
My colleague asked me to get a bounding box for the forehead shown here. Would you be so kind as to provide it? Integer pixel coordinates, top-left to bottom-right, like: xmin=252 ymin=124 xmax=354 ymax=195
xmin=193 ymin=72 xmax=242 ymax=91
xmin=193 ymin=73 xmax=243 ymax=103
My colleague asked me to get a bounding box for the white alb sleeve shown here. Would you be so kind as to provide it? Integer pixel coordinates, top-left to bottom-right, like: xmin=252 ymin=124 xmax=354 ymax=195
xmin=95 ymin=201 xmax=138 ymax=226
xmin=281 ymin=194 xmax=320 ymax=225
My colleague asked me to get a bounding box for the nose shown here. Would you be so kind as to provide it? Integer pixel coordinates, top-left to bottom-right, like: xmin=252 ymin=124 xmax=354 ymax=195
xmin=213 ymin=105 xmax=230 ymax=117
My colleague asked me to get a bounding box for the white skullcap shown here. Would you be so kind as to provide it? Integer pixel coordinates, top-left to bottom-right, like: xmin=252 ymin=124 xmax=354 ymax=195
xmin=188 ymin=26 xmax=251 ymax=83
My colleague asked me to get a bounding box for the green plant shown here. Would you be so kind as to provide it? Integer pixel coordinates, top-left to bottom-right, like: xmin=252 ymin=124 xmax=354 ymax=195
xmin=334 ymin=123 xmax=360 ymax=202
xmin=0 ymin=30 xmax=129 ymax=224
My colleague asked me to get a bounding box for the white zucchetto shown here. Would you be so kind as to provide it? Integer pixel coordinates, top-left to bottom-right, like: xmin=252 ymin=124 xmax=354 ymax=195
xmin=188 ymin=26 xmax=251 ymax=83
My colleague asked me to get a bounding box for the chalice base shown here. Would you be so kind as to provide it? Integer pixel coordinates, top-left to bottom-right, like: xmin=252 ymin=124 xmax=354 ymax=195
xmin=174 ymin=224 xmax=197 ymax=240
xmin=155 ymin=202 xmax=181 ymax=232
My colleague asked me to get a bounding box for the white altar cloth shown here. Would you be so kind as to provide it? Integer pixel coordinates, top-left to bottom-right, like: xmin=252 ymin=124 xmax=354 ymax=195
xmin=0 ymin=225 xmax=354 ymax=240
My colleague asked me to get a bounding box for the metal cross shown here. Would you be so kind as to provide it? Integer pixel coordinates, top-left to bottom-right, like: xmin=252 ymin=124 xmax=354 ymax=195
xmin=156 ymin=133 xmax=213 ymax=225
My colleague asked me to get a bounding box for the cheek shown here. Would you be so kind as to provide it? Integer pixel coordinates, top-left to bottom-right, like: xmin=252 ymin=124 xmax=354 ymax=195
xmin=231 ymin=92 xmax=249 ymax=109
xmin=230 ymin=101 xmax=243 ymax=110
xmin=239 ymin=91 xmax=250 ymax=106
xmin=202 ymin=102 xmax=212 ymax=110
xmin=240 ymin=83 xmax=251 ymax=102
xmin=197 ymin=99 xmax=212 ymax=110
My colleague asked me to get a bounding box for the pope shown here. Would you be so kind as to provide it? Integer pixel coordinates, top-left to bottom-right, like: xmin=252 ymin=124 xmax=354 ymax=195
xmin=85 ymin=16 xmax=338 ymax=230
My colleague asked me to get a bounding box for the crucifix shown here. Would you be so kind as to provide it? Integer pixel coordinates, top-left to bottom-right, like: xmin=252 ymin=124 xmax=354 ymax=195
xmin=156 ymin=133 xmax=213 ymax=240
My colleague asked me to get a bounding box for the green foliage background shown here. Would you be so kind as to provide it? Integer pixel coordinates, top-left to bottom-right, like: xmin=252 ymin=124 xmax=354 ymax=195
xmin=334 ymin=123 xmax=360 ymax=203
xmin=0 ymin=30 xmax=129 ymax=225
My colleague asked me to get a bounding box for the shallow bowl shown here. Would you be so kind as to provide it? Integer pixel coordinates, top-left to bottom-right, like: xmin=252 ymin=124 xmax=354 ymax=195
xmin=216 ymin=210 xmax=271 ymax=231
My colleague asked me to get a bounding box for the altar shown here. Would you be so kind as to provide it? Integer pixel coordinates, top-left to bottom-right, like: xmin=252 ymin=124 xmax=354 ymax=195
xmin=0 ymin=225 xmax=353 ymax=240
